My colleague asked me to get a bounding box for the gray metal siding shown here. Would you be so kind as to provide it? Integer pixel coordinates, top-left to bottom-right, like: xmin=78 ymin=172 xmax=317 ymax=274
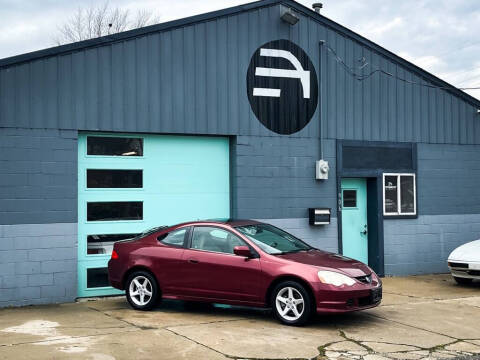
xmin=1 ymin=4 xmax=478 ymax=144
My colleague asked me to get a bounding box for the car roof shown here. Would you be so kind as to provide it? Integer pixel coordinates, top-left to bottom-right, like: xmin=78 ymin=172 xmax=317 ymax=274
xmin=173 ymin=219 xmax=263 ymax=228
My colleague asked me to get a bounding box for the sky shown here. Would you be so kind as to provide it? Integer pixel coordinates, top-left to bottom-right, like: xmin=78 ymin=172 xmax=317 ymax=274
xmin=0 ymin=0 xmax=479 ymax=100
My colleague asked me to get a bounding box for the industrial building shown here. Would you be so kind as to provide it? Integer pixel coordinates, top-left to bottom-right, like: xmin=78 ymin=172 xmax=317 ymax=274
xmin=1 ymin=0 xmax=479 ymax=306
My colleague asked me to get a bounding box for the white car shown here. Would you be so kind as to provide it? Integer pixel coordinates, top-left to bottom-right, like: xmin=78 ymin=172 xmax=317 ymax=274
xmin=447 ymin=239 xmax=480 ymax=284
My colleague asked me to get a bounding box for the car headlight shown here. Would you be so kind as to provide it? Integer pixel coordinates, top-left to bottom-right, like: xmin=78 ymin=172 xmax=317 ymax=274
xmin=318 ymin=270 xmax=356 ymax=287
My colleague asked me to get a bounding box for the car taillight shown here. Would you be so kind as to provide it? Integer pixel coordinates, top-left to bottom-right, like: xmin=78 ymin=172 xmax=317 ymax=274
xmin=111 ymin=250 xmax=119 ymax=260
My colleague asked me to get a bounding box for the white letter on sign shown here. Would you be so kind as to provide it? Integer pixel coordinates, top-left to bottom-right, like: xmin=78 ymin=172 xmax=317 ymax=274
xmin=253 ymin=48 xmax=310 ymax=99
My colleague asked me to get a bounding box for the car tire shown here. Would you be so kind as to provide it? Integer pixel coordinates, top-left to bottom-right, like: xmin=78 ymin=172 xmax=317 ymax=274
xmin=271 ymin=280 xmax=312 ymax=326
xmin=453 ymin=276 xmax=473 ymax=285
xmin=126 ymin=271 xmax=160 ymax=310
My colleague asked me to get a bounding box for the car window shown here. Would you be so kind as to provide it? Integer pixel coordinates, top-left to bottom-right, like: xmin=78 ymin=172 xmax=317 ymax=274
xmin=158 ymin=228 xmax=187 ymax=247
xmin=191 ymin=226 xmax=245 ymax=254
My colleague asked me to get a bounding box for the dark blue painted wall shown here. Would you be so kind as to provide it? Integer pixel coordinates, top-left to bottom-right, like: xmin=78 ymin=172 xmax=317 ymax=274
xmin=234 ymin=137 xmax=337 ymax=219
xmin=417 ymin=143 xmax=480 ymax=215
xmin=0 ymin=128 xmax=77 ymax=225
xmin=1 ymin=3 xmax=479 ymax=144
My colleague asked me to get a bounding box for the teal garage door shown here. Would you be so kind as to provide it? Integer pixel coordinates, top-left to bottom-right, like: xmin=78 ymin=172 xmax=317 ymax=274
xmin=77 ymin=133 xmax=230 ymax=297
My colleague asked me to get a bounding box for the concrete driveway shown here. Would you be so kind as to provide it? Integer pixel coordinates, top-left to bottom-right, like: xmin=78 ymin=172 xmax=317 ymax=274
xmin=0 ymin=274 xmax=479 ymax=360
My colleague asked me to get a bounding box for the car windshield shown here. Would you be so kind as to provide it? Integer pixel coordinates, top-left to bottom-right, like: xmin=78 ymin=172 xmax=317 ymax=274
xmin=235 ymin=224 xmax=312 ymax=254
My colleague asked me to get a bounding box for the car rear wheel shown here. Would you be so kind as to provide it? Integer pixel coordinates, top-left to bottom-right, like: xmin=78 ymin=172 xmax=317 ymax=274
xmin=126 ymin=271 xmax=159 ymax=310
xmin=271 ymin=281 xmax=312 ymax=326
xmin=453 ymin=276 xmax=473 ymax=285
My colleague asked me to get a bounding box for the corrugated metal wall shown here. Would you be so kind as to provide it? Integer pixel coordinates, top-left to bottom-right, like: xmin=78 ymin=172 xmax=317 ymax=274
xmin=1 ymin=3 xmax=478 ymax=144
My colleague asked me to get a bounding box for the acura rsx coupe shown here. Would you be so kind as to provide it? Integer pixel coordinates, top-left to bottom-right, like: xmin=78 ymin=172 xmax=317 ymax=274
xmin=108 ymin=219 xmax=382 ymax=325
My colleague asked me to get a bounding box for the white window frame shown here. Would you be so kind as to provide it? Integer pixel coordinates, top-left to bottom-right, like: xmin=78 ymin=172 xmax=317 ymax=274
xmin=383 ymin=173 xmax=416 ymax=216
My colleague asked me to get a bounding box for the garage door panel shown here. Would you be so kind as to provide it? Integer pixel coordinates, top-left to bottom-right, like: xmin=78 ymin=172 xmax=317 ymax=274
xmin=78 ymin=133 xmax=230 ymax=297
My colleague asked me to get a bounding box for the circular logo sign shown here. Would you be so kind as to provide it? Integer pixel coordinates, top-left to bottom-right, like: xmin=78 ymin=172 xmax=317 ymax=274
xmin=246 ymin=39 xmax=318 ymax=135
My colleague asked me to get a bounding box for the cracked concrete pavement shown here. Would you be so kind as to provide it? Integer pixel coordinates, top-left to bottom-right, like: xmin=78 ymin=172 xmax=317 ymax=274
xmin=0 ymin=274 xmax=479 ymax=360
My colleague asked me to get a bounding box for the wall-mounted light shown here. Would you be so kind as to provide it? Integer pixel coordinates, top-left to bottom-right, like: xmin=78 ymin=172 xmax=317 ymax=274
xmin=280 ymin=7 xmax=299 ymax=25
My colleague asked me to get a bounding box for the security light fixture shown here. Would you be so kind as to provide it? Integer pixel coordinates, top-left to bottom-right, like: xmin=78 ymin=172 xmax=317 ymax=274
xmin=312 ymin=3 xmax=323 ymax=14
xmin=280 ymin=7 xmax=299 ymax=25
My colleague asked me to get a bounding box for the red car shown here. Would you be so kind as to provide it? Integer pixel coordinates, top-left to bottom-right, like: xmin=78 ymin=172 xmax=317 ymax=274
xmin=108 ymin=220 xmax=382 ymax=325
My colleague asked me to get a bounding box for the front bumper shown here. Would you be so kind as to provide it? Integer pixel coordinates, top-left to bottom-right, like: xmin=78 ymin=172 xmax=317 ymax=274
xmin=312 ymin=281 xmax=382 ymax=313
xmin=448 ymin=261 xmax=480 ymax=280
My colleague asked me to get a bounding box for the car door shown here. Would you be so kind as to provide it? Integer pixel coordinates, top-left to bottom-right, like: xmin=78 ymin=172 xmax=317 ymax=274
xmin=179 ymin=226 xmax=264 ymax=303
xmin=147 ymin=227 xmax=189 ymax=295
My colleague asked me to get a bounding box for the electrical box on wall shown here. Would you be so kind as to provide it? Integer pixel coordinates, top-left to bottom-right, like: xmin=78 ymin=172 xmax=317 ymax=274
xmin=316 ymin=160 xmax=329 ymax=180
xmin=308 ymin=208 xmax=331 ymax=225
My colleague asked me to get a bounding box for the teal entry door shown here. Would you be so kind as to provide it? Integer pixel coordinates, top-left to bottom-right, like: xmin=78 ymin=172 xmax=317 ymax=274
xmin=341 ymin=178 xmax=368 ymax=264
xmin=77 ymin=133 xmax=230 ymax=298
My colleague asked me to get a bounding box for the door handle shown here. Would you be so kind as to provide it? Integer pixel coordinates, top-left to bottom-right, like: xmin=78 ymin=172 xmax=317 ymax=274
xmin=188 ymin=259 xmax=199 ymax=264
xmin=361 ymin=225 xmax=368 ymax=235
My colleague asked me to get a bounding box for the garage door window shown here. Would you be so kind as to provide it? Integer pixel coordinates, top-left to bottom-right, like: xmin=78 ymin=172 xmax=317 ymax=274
xmin=87 ymin=169 xmax=143 ymax=188
xmin=87 ymin=233 xmax=138 ymax=255
xmin=87 ymin=136 xmax=143 ymax=156
xmin=87 ymin=201 xmax=143 ymax=221
xmin=383 ymin=173 xmax=416 ymax=216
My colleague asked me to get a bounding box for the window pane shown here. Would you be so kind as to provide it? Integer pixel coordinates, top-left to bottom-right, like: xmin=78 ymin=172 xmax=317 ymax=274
xmin=343 ymin=190 xmax=357 ymax=208
xmin=87 ymin=233 xmax=138 ymax=255
xmin=401 ymin=176 xmax=415 ymax=213
xmin=87 ymin=268 xmax=110 ymax=288
xmin=384 ymin=175 xmax=398 ymax=213
xmin=159 ymin=229 xmax=187 ymax=247
xmin=191 ymin=227 xmax=244 ymax=254
xmin=87 ymin=202 xmax=143 ymax=221
xmin=236 ymin=224 xmax=311 ymax=254
xmin=87 ymin=136 xmax=143 ymax=156
xmin=87 ymin=169 xmax=143 ymax=188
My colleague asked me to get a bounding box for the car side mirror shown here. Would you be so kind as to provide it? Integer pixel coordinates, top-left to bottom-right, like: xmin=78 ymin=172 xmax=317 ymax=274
xmin=233 ymin=245 xmax=252 ymax=258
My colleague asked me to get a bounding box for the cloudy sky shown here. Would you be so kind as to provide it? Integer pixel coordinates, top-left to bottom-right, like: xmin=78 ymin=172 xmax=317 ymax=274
xmin=1 ymin=0 xmax=479 ymax=100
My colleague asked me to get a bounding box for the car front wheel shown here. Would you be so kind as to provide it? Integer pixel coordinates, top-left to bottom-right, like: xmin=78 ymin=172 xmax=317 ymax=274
xmin=271 ymin=281 xmax=312 ymax=326
xmin=126 ymin=271 xmax=159 ymax=310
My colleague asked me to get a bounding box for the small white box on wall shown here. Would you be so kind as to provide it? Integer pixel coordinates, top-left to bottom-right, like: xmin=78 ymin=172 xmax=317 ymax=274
xmin=316 ymin=159 xmax=329 ymax=180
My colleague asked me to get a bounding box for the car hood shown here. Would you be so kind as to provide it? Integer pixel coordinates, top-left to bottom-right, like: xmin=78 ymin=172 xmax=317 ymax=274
xmin=448 ymin=239 xmax=480 ymax=262
xmin=277 ymin=249 xmax=371 ymax=277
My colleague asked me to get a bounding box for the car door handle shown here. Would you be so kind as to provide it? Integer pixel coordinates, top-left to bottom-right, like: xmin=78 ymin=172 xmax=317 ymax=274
xmin=188 ymin=259 xmax=199 ymax=264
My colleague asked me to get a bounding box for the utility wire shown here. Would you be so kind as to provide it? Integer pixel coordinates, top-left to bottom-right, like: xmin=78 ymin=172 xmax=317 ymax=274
xmin=320 ymin=40 xmax=480 ymax=91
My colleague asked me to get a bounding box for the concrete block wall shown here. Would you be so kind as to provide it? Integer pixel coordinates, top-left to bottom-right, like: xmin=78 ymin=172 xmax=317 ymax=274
xmin=235 ymin=136 xmax=338 ymax=252
xmin=0 ymin=223 xmax=77 ymax=307
xmin=0 ymin=128 xmax=78 ymax=306
xmin=234 ymin=136 xmax=337 ymax=219
xmin=0 ymin=128 xmax=77 ymax=225
xmin=384 ymin=214 xmax=480 ymax=275
xmin=418 ymin=143 xmax=480 ymax=215
xmin=384 ymin=143 xmax=480 ymax=275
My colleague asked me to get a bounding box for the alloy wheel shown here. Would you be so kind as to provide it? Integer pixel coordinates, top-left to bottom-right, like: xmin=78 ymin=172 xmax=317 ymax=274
xmin=129 ymin=275 xmax=153 ymax=306
xmin=275 ymin=286 xmax=305 ymax=321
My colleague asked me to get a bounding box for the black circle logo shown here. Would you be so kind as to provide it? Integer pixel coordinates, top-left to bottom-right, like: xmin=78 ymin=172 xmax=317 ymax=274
xmin=246 ymin=39 xmax=318 ymax=135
